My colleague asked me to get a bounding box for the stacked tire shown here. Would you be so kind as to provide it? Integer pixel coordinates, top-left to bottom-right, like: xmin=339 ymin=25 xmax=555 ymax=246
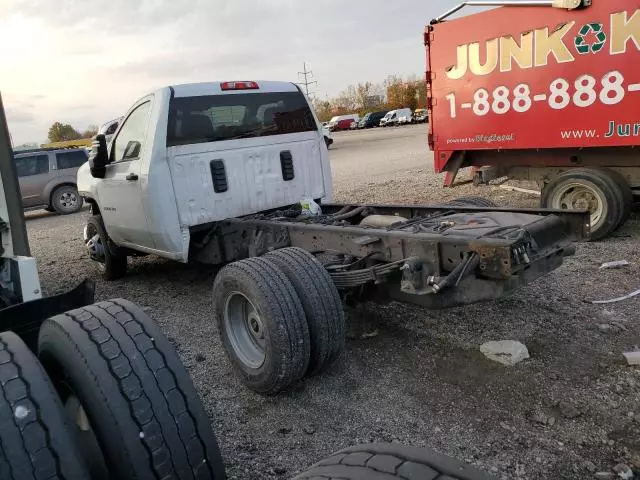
xmin=213 ymin=248 xmax=346 ymax=395
xmin=0 ymin=300 xmax=226 ymax=479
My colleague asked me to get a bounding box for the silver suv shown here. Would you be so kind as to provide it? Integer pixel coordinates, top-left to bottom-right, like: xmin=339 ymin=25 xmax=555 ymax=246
xmin=14 ymin=148 xmax=88 ymax=214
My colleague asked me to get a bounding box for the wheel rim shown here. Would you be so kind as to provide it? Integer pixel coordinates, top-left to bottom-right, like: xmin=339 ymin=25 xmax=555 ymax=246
xmin=550 ymin=181 xmax=607 ymax=232
xmin=85 ymin=223 xmax=106 ymax=271
xmin=224 ymin=292 xmax=266 ymax=369
xmin=58 ymin=190 xmax=79 ymax=212
xmin=64 ymin=394 xmax=109 ymax=479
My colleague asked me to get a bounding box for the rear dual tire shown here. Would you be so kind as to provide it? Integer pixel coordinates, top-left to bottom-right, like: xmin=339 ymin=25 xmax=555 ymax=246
xmin=541 ymin=168 xmax=631 ymax=241
xmin=213 ymin=250 xmax=345 ymax=394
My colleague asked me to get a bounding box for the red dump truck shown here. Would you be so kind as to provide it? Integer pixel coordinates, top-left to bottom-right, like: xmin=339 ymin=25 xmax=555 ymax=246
xmin=426 ymin=0 xmax=639 ymax=239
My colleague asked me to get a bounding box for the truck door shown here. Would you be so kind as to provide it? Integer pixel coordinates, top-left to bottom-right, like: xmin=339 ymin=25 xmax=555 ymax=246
xmin=99 ymin=99 xmax=155 ymax=248
xmin=14 ymin=153 xmax=50 ymax=207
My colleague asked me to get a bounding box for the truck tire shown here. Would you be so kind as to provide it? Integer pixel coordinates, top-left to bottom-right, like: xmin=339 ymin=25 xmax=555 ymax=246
xmin=441 ymin=196 xmax=498 ymax=208
xmin=51 ymin=185 xmax=83 ymax=215
xmin=604 ymin=169 xmax=633 ymax=229
xmin=37 ymin=300 xmax=226 ymax=480
xmin=0 ymin=331 xmax=89 ymax=480
xmin=265 ymin=247 xmax=345 ymax=376
xmin=541 ymin=168 xmax=625 ymax=240
xmin=85 ymin=215 xmax=127 ymax=280
xmin=213 ymin=257 xmax=310 ymax=394
xmin=294 ymin=443 xmax=495 ymax=480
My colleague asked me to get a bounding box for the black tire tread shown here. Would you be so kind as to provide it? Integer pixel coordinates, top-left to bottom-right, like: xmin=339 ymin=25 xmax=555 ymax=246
xmin=213 ymin=257 xmax=310 ymax=394
xmin=265 ymin=247 xmax=345 ymax=376
xmin=294 ymin=443 xmax=495 ymax=480
xmin=38 ymin=300 xmax=225 ymax=480
xmin=0 ymin=331 xmax=88 ymax=480
xmin=602 ymin=168 xmax=632 ymax=229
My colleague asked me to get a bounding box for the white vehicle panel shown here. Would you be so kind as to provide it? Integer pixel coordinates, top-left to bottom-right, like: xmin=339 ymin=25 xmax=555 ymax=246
xmin=168 ymin=132 xmax=326 ymax=226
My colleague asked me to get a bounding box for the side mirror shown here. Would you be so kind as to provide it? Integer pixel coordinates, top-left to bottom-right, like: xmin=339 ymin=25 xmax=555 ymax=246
xmin=89 ymin=134 xmax=109 ymax=179
xmin=122 ymin=140 xmax=141 ymax=160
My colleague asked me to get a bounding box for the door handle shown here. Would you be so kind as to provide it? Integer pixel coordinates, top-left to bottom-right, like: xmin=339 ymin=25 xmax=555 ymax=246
xmin=126 ymin=173 xmax=138 ymax=181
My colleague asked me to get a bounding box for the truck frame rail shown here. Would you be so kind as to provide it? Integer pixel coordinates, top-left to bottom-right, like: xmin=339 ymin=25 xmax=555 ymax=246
xmin=193 ymin=203 xmax=588 ymax=309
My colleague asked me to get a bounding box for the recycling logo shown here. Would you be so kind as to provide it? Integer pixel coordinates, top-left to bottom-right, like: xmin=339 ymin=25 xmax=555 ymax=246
xmin=575 ymin=23 xmax=607 ymax=54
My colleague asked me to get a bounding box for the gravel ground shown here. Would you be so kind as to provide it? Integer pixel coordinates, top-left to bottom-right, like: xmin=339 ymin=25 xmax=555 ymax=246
xmin=27 ymin=125 xmax=640 ymax=479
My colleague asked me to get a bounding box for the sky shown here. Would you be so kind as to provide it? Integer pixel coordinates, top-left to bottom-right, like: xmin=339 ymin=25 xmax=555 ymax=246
xmin=0 ymin=0 xmax=468 ymax=145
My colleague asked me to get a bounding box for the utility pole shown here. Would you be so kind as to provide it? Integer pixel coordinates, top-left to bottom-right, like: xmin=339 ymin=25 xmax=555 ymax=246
xmin=297 ymin=62 xmax=317 ymax=98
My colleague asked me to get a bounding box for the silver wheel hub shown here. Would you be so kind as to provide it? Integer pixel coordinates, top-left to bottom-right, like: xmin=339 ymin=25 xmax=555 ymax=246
xmin=224 ymin=292 xmax=266 ymax=369
xmin=551 ymin=181 xmax=606 ymax=231
xmin=59 ymin=191 xmax=78 ymax=210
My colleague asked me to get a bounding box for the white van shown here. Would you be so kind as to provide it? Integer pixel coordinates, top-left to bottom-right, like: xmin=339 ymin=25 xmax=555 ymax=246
xmin=380 ymin=108 xmax=412 ymax=127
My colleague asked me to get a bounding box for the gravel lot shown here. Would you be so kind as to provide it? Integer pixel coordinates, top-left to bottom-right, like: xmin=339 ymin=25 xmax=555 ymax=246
xmin=28 ymin=124 xmax=640 ymax=479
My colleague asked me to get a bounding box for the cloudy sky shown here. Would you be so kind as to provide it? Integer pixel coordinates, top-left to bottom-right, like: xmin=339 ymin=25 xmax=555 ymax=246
xmin=1 ymin=0 xmax=469 ymax=145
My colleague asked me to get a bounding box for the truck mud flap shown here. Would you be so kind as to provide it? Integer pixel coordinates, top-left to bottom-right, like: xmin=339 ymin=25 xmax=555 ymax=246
xmin=0 ymin=279 xmax=95 ymax=351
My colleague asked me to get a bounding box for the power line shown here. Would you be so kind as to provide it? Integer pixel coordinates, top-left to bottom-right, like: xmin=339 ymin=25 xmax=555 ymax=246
xmin=297 ymin=62 xmax=317 ymax=98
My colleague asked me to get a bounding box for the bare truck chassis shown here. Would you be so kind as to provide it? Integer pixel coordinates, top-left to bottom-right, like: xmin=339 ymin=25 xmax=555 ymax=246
xmin=192 ymin=202 xmax=588 ymax=309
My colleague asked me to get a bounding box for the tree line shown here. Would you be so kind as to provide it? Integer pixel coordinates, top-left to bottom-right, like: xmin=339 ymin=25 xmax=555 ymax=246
xmin=47 ymin=122 xmax=99 ymax=143
xmin=312 ymin=75 xmax=427 ymax=122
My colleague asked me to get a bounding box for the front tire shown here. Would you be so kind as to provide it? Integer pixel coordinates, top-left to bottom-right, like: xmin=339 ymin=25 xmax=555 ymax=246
xmin=213 ymin=257 xmax=310 ymax=394
xmin=51 ymin=185 xmax=83 ymax=214
xmin=85 ymin=215 xmax=127 ymax=280
xmin=38 ymin=300 xmax=226 ymax=480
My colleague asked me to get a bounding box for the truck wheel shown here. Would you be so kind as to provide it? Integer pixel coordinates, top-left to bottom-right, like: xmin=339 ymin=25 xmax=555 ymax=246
xmin=84 ymin=215 xmax=127 ymax=280
xmin=541 ymin=169 xmax=624 ymax=240
xmin=265 ymin=247 xmax=345 ymax=376
xmin=442 ymin=196 xmax=498 ymax=208
xmin=213 ymin=257 xmax=310 ymax=394
xmin=51 ymin=185 xmax=83 ymax=214
xmin=38 ymin=300 xmax=226 ymax=480
xmin=0 ymin=331 xmax=89 ymax=480
xmin=294 ymin=443 xmax=494 ymax=480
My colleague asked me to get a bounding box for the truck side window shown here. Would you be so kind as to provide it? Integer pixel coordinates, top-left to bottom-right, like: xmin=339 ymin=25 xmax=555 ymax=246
xmin=112 ymin=101 xmax=151 ymax=163
xmin=14 ymin=155 xmax=49 ymax=177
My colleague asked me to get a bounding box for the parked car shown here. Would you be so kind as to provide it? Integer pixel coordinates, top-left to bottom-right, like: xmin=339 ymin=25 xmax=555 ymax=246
xmin=328 ymin=114 xmax=359 ymax=131
xmin=14 ymin=147 xmax=88 ymax=214
xmin=323 ymin=124 xmax=334 ymax=148
xmin=380 ymin=108 xmax=413 ymax=127
xmin=358 ymin=111 xmax=388 ymax=129
xmin=413 ymin=108 xmax=428 ymax=123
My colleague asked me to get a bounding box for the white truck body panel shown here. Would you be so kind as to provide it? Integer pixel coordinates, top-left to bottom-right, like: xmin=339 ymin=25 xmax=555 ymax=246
xmin=78 ymin=80 xmax=332 ymax=263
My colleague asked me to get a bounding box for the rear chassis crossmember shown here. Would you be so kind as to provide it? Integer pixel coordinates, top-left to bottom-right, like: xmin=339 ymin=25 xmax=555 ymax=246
xmin=195 ymin=203 xmax=588 ymax=309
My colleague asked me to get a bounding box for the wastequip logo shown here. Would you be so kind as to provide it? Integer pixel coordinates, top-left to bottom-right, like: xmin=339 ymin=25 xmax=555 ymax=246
xmin=445 ymin=9 xmax=639 ymax=80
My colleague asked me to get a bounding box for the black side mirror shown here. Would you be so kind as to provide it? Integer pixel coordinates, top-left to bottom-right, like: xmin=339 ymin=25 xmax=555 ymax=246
xmin=122 ymin=140 xmax=141 ymax=160
xmin=89 ymin=134 xmax=109 ymax=179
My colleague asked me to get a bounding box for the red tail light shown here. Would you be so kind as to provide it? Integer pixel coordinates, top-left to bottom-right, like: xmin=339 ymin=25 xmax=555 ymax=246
xmin=220 ymin=81 xmax=259 ymax=91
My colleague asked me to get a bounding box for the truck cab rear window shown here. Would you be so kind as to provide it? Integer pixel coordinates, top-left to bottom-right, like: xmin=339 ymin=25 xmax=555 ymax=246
xmin=167 ymin=91 xmax=317 ymax=146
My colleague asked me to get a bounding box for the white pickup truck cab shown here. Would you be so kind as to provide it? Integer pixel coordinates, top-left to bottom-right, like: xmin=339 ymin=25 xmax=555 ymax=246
xmin=78 ymin=80 xmax=332 ymax=277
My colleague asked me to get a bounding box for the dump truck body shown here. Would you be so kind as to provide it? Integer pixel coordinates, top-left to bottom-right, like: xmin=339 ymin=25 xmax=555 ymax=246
xmin=426 ymin=0 xmax=640 ymax=239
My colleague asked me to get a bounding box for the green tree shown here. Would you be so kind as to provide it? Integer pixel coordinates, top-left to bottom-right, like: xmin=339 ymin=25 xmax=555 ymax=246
xmin=47 ymin=122 xmax=81 ymax=142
